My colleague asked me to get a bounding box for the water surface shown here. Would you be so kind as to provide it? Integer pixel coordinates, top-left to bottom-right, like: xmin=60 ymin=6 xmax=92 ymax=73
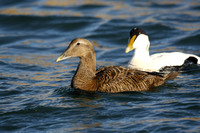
xmin=0 ymin=0 xmax=200 ymax=132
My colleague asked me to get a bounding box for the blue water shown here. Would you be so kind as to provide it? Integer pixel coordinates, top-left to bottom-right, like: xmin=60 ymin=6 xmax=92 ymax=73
xmin=0 ymin=0 xmax=200 ymax=132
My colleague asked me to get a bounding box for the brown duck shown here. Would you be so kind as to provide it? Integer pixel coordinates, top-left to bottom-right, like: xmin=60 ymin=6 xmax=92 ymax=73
xmin=56 ymin=38 xmax=179 ymax=93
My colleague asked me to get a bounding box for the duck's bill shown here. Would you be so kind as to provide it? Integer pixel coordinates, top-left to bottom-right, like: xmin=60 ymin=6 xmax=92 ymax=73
xmin=125 ymin=35 xmax=136 ymax=53
xmin=56 ymin=54 xmax=71 ymax=62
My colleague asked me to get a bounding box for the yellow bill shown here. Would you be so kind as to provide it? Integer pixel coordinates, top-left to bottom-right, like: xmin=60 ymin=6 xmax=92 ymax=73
xmin=125 ymin=35 xmax=136 ymax=53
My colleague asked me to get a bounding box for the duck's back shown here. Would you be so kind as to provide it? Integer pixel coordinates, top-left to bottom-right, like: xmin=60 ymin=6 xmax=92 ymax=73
xmin=95 ymin=66 xmax=175 ymax=93
xmin=151 ymin=52 xmax=200 ymax=68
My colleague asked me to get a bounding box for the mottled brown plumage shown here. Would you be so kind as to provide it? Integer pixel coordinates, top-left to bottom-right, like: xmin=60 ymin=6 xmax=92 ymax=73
xmin=56 ymin=38 xmax=179 ymax=93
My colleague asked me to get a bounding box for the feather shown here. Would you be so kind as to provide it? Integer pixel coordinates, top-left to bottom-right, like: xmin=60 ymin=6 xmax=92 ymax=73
xmin=126 ymin=27 xmax=200 ymax=72
xmin=56 ymin=38 xmax=179 ymax=93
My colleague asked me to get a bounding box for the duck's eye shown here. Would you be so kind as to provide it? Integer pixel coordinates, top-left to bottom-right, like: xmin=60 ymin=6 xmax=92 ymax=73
xmin=77 ymin=43 xmax=80 ymax=45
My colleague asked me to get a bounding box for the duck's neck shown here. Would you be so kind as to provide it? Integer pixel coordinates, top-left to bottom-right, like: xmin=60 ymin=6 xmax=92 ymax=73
xmin=72 ymin=52 xmax=97 ymax=91
xmin=129 ymin=42 xmax=151 ymax=68
xmin=134 ymin=47 xmax=150 ymax=60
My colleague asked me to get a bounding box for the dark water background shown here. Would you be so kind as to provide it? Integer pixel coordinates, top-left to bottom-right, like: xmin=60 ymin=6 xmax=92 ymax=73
xmin=0 ymin=0 xmax=200 ymax=132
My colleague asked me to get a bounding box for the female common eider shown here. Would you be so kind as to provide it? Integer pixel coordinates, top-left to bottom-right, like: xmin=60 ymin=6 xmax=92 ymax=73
xmin=56 ymin=38 xmax=179 ymax=93
xmin=125 ymin=27 xmax=200 ymax=72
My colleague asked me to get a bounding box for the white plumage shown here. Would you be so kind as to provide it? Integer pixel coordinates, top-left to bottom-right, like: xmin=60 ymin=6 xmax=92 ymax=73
xmin=126 ymin=28 xmax=200 ymax=72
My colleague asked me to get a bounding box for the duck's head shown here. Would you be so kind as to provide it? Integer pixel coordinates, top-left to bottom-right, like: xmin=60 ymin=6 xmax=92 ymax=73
xmin=125 ymin=27 xmax=150 ymax=53
xmin=56 ymin=38 xmax=95 ymax=62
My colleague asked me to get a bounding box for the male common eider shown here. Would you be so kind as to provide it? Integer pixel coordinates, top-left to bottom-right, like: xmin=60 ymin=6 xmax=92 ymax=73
xmin=56 ymin=38 xmax=179 ymax=93
xmin=125 ymin=27 xmax=200 ymax=72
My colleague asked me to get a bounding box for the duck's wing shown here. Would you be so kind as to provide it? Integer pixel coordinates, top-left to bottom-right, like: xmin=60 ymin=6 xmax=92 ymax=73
xmin=95 ymin=66 xmax=175 ymax=93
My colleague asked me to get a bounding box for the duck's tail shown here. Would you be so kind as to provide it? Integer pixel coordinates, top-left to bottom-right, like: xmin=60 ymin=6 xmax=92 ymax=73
xmin=163 ymin=72 xmax=180 ymax=81
xmin=146 ymin=71 xmax=179 ymax=87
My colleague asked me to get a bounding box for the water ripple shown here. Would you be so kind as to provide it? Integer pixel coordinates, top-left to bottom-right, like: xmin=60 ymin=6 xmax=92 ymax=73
xmin=0 ymin=0 xmax=200 ymax=132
